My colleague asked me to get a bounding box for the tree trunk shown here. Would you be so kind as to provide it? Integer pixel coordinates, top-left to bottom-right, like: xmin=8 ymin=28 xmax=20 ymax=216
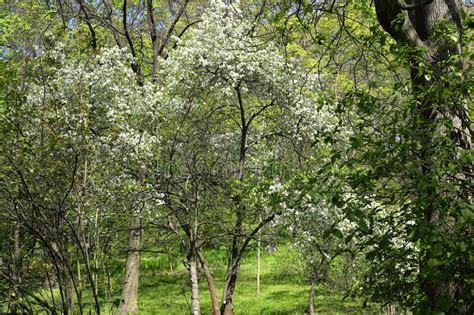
xmin=10 ymin=223 xmax=21 ymax=313
xmin=374 ymin=0 xmax=472 ymax=312
xmin=168 ymin=253 xmax=174 ymax=272
xmin=119 ymin=213 xmax=142 ymax=314
xmin=221 ymin=259 xmax=240 ymax=315
xmin=146 ymin=0 xmax=159 ymax=80
xmin=221 ymin=213 xmax=276 ymax=314
xmin=197 ymin=250 xmax=220 ymax=315
xmin=188 ymin=254 xmax=201 ymax=315
xmin=65 ymin=274 xmax=74 ymax=315
xmin=256 ymin=232 xmax=261 ymax=296
xmin=76 ymin=248 xmax=82 ymax=302
xmin=308 ymin=280 xmax=316 ymax=315
xmin=220 ymin=87 xmax=248 ymax=315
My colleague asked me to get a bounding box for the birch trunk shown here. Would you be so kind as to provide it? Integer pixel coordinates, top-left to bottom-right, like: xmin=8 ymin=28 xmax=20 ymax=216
xmin=189 ymin=255 xmax=201 ymax=315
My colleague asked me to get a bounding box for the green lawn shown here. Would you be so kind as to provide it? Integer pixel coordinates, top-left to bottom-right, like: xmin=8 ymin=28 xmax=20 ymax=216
xmin=127 ymin=246 xmax=381 ymax=314
xmin=5 ymin=246 xmax=382 ymax=314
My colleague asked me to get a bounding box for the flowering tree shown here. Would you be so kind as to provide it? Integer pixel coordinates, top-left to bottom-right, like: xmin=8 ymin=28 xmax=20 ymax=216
xmin=0 ymin=46 xmax=158 ymax=313
xmin=156 ymin=1 xmax=328 ymax=313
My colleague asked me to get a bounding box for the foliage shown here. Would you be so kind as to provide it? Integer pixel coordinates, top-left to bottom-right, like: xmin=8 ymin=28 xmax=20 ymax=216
xmin=0 ymin=0 xmax=472 ymax=314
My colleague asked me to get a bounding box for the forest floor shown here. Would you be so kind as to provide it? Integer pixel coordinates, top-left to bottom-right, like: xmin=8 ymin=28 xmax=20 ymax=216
xmin=97 ymin=245 xmax=382 ymax=314
xmin=8 ymin=245 xmax=383 ymax=314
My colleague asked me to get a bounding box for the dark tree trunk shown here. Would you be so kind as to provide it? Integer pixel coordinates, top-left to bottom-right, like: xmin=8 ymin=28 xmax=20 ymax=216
xmin=220 ymin=214 xmax=276 ymax=314
xmin=197 ymin=250 xmax=220 ymax=315
xmin=220 ymin=259 xmax=239 ymax=315
xmin=374 ymin=0 xmax=472 ymax=312
xmin=220 ymin=87 xmax=248 ymax=315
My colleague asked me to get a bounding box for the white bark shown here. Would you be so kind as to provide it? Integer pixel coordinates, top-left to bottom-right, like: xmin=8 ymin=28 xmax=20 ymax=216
xmin=189 ymin=256 xmax=201 ymax=315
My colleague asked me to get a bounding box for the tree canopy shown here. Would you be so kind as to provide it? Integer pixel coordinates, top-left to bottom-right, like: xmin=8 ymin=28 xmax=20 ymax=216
xmin=0 ymin=0 xmax=472 ymax=314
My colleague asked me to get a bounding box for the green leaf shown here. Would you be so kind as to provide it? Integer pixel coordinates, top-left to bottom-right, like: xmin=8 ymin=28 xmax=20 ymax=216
xmin=332 ymin=228 xmax=344 ymax=239
xmin=461 ymin=208 xmax=474 ymax=221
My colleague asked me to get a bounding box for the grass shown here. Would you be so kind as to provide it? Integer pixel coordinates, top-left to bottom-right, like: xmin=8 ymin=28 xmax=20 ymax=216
xmin=4 ymin=245 xmax=382 ymax=314
xmin=129 ymin=245 xmax=381 ymax=314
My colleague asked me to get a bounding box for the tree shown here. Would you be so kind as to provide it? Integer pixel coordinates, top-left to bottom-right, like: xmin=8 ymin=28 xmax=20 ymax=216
xmin=280 ymin=0 xmax=472 ymax=312
xmin=0 ymin=44 xmax=158 ymax=313
xmin=372 ymin=1 xmax=472 ymax=312
xmin=1 ymin=0 xmax=471 ymax=313
xmin=157 ymin=1 xmax=323 ymax=313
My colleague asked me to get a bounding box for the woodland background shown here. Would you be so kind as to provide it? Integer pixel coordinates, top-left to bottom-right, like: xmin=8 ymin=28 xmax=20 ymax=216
xmin=0 ymin=0 xmax=472 ymax=314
